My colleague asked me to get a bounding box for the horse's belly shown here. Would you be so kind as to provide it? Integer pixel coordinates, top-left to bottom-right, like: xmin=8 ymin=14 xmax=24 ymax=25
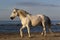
xmin=32 ymin=23 xmax=39 ymax=26
xmin=31 ymin=20 xmax=41 ymax=26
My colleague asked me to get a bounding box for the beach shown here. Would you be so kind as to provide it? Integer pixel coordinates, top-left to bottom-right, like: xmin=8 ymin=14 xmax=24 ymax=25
xmin=0 ymin=32 xmax=60 ymax=40
xmin=0 ymin=20 xmax=60 ymax=40
xmin=0 ymin=21 xmax=60 ymax=40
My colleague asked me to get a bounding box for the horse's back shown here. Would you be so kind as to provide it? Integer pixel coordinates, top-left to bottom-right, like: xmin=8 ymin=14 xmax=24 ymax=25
xmin=27 ymin=15 xmax=42 ymax=26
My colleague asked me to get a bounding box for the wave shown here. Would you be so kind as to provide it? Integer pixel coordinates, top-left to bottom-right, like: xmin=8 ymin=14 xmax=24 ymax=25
xmin=0 ymin=20 xmax=60 ymax=26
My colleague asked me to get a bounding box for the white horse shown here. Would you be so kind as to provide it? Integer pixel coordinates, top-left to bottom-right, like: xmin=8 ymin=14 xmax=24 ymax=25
xmin=10 ymin=8 xmax=52 ymax=37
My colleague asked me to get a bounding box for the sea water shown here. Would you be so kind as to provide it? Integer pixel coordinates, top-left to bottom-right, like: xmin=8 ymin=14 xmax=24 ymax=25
xmin=0 ymin=20 xmax=60 ymax=33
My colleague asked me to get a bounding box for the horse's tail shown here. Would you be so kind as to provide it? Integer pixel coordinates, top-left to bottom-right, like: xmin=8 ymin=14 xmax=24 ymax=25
xmin=46 ymin=16 xmax=51 ymax=26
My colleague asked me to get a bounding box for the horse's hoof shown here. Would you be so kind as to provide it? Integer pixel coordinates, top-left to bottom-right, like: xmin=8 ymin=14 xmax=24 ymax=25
xmin=20 ymin=36 xmax=24 ymax=38
xmin=44 ymin=34 xmax=47 ymax=37
xmin=21 ymin=37 xmax=23 ymax=38
xmin=29 ymin=36 xmax=31 ymax=38
xmin=28 ymin=36 xmax=31 ymax=38
xmin=41 ymin=32 xmax=43 ymax=36
xmin=41 ymin=33 xmax=47 ymax=37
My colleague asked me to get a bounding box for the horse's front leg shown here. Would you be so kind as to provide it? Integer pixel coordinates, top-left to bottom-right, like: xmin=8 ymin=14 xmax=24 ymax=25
xmin=26 ymin=25 xmax=31 ymax=38
xmin=20 ymin=26 xmax=25 ymax=38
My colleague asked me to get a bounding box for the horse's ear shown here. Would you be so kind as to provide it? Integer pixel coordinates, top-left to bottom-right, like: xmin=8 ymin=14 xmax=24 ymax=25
xmin=14 ymin=8 xmax=19 ymax=11
xmin=13 ymin=8 xmax=17 ymax=11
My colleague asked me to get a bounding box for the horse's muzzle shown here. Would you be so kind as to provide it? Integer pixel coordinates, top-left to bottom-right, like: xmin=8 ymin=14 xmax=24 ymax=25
xmin=10 ymin=17 xmax=14 ymax=20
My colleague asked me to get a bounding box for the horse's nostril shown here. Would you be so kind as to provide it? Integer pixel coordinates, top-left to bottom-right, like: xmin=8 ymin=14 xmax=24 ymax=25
xmin=10 ymin=17 xmax=14 ymax=20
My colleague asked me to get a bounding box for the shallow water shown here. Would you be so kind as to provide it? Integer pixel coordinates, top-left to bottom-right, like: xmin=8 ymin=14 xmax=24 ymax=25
xmin=0 ymin=20 xmax=60 ymax=33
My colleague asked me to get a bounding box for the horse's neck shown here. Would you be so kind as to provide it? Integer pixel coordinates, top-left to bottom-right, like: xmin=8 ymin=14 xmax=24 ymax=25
xmin=19 ymin=14 xmax=26 ymax=20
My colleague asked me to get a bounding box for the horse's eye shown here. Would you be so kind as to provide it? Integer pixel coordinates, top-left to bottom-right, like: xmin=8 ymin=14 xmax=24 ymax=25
xmin=13 ymin=12 xmax=16 ymax=13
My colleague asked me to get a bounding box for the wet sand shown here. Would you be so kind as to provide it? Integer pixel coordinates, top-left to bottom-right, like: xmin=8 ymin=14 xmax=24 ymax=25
xmin=0 ymin=32 xmax=60 ymax=40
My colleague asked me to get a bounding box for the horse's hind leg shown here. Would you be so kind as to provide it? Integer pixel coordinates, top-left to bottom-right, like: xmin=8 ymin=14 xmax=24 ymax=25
xmin=42 ymin=21 xmax=46 ymax=36
xmin=20 ymin=26 xmax=25 ymax=38
xmin=48 ymin=25 xmax=52 ymax=33
xmin=48 ymin=25 xmax=53 ymax=34
xmin=26 ymin=25 xmax=31 ymax=38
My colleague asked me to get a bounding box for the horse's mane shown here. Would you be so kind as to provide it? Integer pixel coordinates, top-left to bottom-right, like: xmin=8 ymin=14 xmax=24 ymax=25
xmin=18 ymin=9 xmax=31 ymax=17
xmin=20 ymin=9 xmax=31 ymax=15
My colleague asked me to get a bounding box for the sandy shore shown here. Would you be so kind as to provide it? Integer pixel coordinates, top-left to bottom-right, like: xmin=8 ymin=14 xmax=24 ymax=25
xmin=0 ymin=32 xmax=60 ymax=40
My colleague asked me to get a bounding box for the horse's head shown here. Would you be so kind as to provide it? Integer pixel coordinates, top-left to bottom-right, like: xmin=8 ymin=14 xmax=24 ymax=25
xmin=10 ymin=8 xmax=31 ymax=20
xmin=10 ymin=8 xmax=19 ymax=20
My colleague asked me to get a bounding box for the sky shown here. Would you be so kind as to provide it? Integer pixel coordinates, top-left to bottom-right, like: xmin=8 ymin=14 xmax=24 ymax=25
xmin=0 ymin=0 xmax=60 ymax=21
